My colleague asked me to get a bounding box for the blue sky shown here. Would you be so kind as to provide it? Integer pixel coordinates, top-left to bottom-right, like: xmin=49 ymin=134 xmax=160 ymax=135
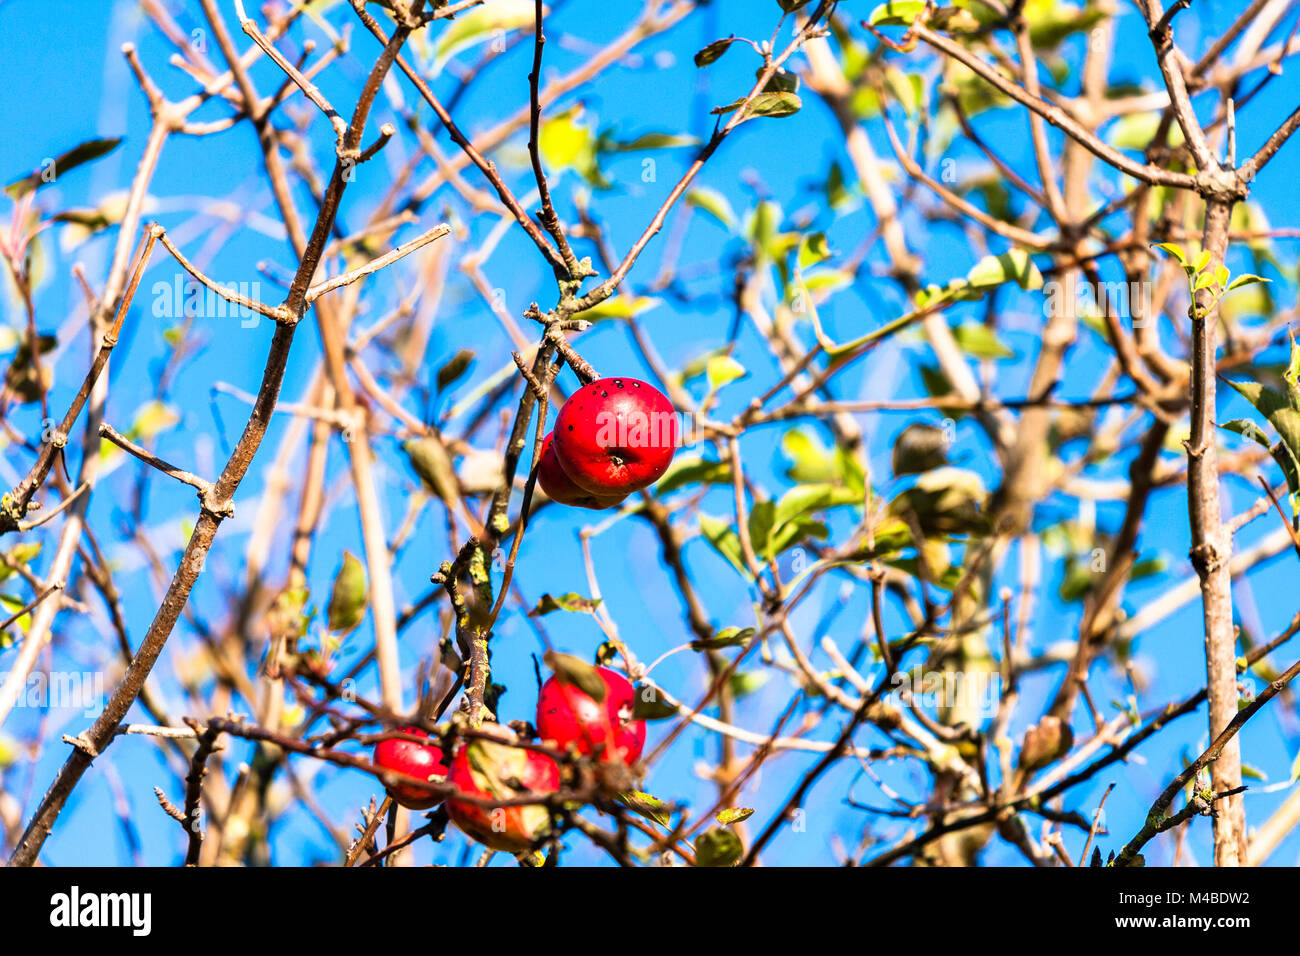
xmin=2 ymin=0 xmax=1300 ymax=866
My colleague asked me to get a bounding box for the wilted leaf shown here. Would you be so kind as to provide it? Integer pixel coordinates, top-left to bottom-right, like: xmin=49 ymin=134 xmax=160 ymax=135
xmin=694 ymin=37 xmax=737 ymax=68
xmin=404 ymin=435 xmax=460 ymax=502
xmin=633 ymin=685 xmax=679 ymax=721
xmin=436 ymin=349 xmax=474 ymax=393
xmin=695 ymin=826 xmax=744 ymax=866
xmin=615 ymin=791 xmax=673 ymax=827
xmin=604 ymin=132 xmax=700 ymax=152
xmin=542 ymin=650 xmax=607 ymax=703
xmin=530 ymin=592 xmax=602 ymax=616
xmin=892 ymin=423 xmax=950 ymax=477
xmin=5 ymin=137 xmax=122 ymax=199
xmin=691 ymin=626 xmax=755 ymax=651
xmin=716 ymin=807 xmax=754 ymax=826
xmin=327 ymin=551 xmax=367 ymax=633
xmin=888 ymin=467 xmax=989 ymax=536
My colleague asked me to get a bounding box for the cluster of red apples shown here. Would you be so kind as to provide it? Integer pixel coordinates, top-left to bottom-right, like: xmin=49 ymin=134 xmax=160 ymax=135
xmin=372 ymin=666 xmax=645 ymax=852
xmin=370 ymin=377 xmax=672 ymax=852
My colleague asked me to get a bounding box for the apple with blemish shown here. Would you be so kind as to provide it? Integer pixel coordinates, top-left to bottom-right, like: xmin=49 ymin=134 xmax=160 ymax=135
xmin=551 ymin=378 xmax=677 ymax=497
xmin=536 ymin=666 xmax=646 ymax=765
xmin=445 ymin=732 xmax=562 ymax=853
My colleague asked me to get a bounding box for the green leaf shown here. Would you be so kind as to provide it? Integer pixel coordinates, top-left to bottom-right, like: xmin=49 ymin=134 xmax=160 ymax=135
xmin=538 ymin=105 xmax=594 ymax=172
xmin=1152 ymin=241 xmax=1192 ymax=273
xmin=868 ymin=1 xmax=927 ymax=26
xmin=529 ymin=592 xmax=602 ymax=616
xmin=695 ymin=826 xmax=744 ymax=866
xmin=1112 ymin=114 xmax=1184 ymax=152
xmin=768 ymin=518 xmax=828 ymax=557
xmin=706 ymin=354 xmax=747 ymax=391
xmin=686 ymin=188 xmax=736 ymax=230
xmin=716 ymin=807 xmax=754 ymax=826
xmin=656 ymin=455 xmax=732 ymax=495
xmin=615 ymin=791 xmax=673 ymax=827
xmin=1225 ymin=273 xmax=1271 ymax=293
xmin=0 ymin=594 xmax=32 ymax=641
xmin=1025 ymin=0 xmax=1108 ymax=48
xmin=716 ymin=92 xmax=802 ymax=121
xmin=699 ymin=514 xmax=750 ymax=578
xmin=930 ymin=6 xmax=981 ymax=32
xmin=743 ymin=91 xmax=801 ymax=120
xmin=782 ymin=428 xmax=836 ymax=483
xmin=578 ymin=295 xmax=662 ymax=321
xmin=1226 ymin=379 xmax=1300 ymax=462
xmin=0 ymin=543 xmax=41 ymax=583
xmin=694 ymin=37 xmax=737 ymax=68
xmin=760 ymin=68 xmax=800 ymax=95
xmin=746 ymin=499 xmax=776 ymax=559
xmin=773 ymin=482 xmax=855 ymax=529
xmin=543 ymin=650 xmax=607 ymax=703
xmin=953 ymin=322 xmax=1016 ymax=360
xmin=433 ymin=0 xmax=540 ymax=70
xmin=965 ymin=249 xmax=1043 ymax=291
xmin=126 ymin=400 xmax=181 ymax=442
xmin=5 ymin=137 xmax=122 ymax=199
xmin=729 ymin=670 xmax=768 ymax=699
xmin=1222 ymin=384 xmax=1300 ymax=497
xmin=798 ymin=232 xmax=832 ymax=270
xmin=327 ymin=552 xmax=367 ymax=634
xmin=691 ymin=626 xmax=755 ymax=651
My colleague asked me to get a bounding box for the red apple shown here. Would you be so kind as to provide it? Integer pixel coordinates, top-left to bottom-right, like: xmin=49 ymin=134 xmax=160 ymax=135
xmin=537 ymin=432 xmax=627 ymax=510
xmin=536 ymin=666 xmax=646 ymax=765
xmin=551 ymin=378 xmax=677 ymax=496
xmin=445 ymin=735 xmax=562 ymax=853
xmin=372 ymin=726 xmax=449 ymax=810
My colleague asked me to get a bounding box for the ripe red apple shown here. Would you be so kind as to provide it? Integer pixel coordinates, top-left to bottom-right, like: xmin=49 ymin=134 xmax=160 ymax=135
xmin=536 ymin=666 xmax=646 ymax=765
xmin=551 ymin=378 xmax=677 ymax=496
xmin=445 ymin=735 xmax=562 ymax=853
xmin=537 ymin=432 xmax=627 ymax=510
xmin=372 ymin=726 xmax=449 ymax=810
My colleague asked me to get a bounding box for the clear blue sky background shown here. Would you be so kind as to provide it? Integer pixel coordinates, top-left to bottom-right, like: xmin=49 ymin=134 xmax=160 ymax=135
xmin=2 ymin=0 xmax=1299 ymax=866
